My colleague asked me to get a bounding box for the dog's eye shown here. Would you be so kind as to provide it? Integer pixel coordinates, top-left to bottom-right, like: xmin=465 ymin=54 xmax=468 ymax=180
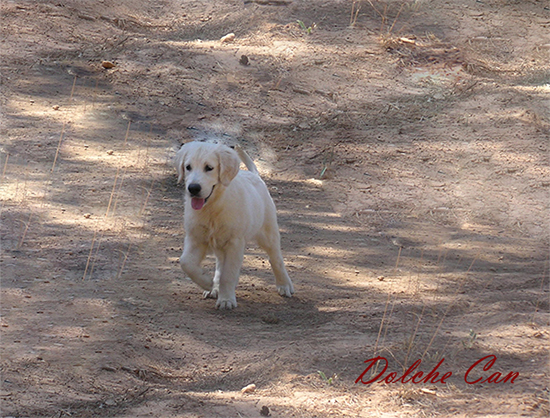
xmin=185 ymin=164 xmax=192 ymax=171
xmin=205 ymin=165 xmax=213 ymax=172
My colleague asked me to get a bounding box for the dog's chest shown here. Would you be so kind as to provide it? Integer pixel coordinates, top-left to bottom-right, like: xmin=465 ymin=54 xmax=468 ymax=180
xmin=187 ymin=216 xmax=234 ymax=250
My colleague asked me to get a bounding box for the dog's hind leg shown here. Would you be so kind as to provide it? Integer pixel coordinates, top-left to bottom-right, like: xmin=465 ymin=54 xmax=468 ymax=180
xmin=258 ymin=231 xmax=294 ymax=297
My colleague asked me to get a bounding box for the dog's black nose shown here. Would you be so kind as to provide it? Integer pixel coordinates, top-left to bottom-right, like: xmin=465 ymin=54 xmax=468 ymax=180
xmin=188 ymin=183 xmax=202 ymax=196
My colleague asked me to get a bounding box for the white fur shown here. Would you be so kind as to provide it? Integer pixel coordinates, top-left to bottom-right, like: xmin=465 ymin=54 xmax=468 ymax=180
xmin=175 ymin=141 xmax=294 ymax=309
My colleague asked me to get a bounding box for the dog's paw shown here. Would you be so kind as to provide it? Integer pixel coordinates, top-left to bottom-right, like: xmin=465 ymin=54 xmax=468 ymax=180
xmin=277 ymin=284 xmax=294 ymax=297
xmin=203 ymin=289 xmax=218 ymax=299
xmin=216 ymin=298 xmax=237 ymax=310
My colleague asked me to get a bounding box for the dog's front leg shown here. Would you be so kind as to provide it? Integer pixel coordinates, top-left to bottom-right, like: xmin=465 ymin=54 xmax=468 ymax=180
xmin=179 ymin=238 xmax=212 ymax=291
xmin=203 ymin=250 xmax=224 ymax=300
xmin=216 ymin=238 xmax=245 ymax=310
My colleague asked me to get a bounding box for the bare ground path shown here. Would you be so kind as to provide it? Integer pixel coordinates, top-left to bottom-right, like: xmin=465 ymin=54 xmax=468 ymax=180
xmin=1 ymin=0 xmax=548 ymax=417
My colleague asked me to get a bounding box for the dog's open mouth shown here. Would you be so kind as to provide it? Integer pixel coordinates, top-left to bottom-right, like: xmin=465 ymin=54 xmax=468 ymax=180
xmin=191 ymin=197 xmax=206 ymax=210
xmin=190 ymin=186 xmax=215 ymax=210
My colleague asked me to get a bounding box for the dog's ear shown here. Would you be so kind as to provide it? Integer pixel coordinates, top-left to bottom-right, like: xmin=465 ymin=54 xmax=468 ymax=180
xmin=217 ymin=145 xmax=240 ymax=187
xmin=175 ymin=144 xmax=188 ymax=183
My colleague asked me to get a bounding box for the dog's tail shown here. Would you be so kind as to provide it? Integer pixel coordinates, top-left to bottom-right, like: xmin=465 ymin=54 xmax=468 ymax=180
xmin=234 ymin=145 xmax=259 ymax=175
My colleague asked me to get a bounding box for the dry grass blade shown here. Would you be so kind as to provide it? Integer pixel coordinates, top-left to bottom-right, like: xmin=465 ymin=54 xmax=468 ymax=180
xmin=1 ymin=153 xmax=9 ymax=184
xmin=112 ymin=166 xmax=128 ymax=217
xmin=105 ymin=167 xmax=121 ymax=218
xmin=82 ymin=230 xmax=98 ymax=280
xmin=86 ymin=120 xmax=133 ymax=279
xmin=381 ymin=299 xmax=396 ymax=351
xmin=117 ymin=243 xmax=132 ymax=279
xmin=370 ymin=246 xmax=404 ymax=377
xmin=51 ymin=122 xmax=67 ymax=172
xmin=140 ymin=180 xmax=155 ymax=217
xmin=387 ymin=2 xmax=405 ymax=34
xmin=87 ymin=229 xmax=106 ymax=281
xmin=421 ymin=256 xmax=478 ymax=360
xmin=350 ymin=1 xmax=362 ymax=26
xmin=404 ymin=304 xmax=426 ymax=370
xmin=105 ymin=121 xmax=131 ymax=217
xmin=17 ymin=213 xmax=33 ymax=250
xmin=69 ymin=75 xmax=77 ymax=101
xmin=367 ymin=0 xmax=386 ymax=24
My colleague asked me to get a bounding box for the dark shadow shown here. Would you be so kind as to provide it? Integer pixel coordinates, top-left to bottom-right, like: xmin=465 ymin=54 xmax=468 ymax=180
xmin=2 ymin=1 xmax=548 ymax=416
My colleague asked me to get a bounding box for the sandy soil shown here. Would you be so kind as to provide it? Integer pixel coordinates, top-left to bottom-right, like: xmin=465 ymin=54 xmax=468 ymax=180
xmin=1 ymin=0 xmax=549 ymax=417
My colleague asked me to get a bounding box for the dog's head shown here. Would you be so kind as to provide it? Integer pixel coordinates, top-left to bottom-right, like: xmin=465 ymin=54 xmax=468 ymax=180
xmin=175 ymin=142 xmax=241 ymax=210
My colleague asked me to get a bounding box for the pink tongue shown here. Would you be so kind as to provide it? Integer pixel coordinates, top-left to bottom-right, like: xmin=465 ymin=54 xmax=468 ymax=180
xmin=191 ymin=197 xmax=205 ymax=210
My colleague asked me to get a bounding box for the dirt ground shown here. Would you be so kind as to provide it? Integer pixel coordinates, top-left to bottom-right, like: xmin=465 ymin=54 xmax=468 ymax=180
xmin=1 ymin=0 xmax=549 ymax=417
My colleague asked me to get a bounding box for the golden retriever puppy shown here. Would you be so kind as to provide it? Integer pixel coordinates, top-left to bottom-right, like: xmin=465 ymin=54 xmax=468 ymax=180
xmin=175 ymin=141 xmax=294 ymax=309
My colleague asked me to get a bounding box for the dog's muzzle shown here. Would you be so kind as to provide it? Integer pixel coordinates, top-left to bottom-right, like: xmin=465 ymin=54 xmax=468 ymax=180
xmin=188 ymin=184 xmax=215 ymax=210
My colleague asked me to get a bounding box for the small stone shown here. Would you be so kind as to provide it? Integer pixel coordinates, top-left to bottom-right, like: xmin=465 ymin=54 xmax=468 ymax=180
xmin=220 ymin=33 xmax=236 ymax=43
xmin=420 ymin=388 xmax=437 ymax=396
xmin=239 ymin=55 xmax=249 ymax=66
xmin=262 ymin=314 xmax=280 ymax=324
xmin=241 ymin=383 xmax=256 ymax=394
xmin=260 ymin=405 xmax=271 ymax=416
xmin=101 ymin=61 xmax=116 ymax=69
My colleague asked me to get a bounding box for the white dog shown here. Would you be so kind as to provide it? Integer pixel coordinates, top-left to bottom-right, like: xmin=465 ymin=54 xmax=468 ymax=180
xmin=175 ymin=141 xmax=294 ymax=309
